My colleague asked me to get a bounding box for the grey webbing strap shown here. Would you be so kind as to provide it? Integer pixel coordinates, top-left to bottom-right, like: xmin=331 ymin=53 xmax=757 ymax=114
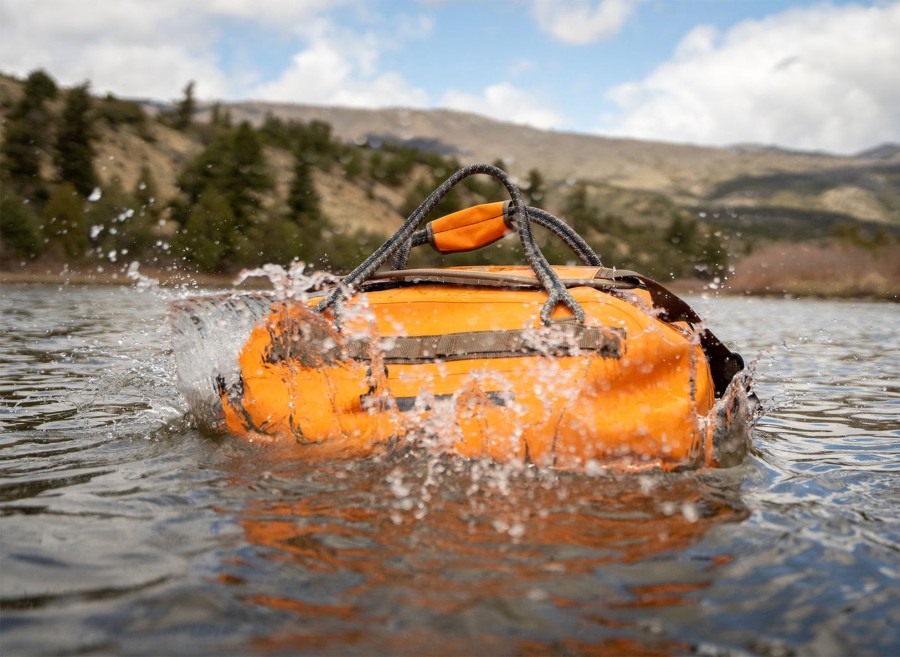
xmin=337 ymin=324 xmax=624 ymax=364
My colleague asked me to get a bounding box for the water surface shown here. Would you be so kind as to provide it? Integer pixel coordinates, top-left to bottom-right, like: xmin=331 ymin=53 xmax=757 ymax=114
xmin=1 ymin=284 xmax=898 ymax=656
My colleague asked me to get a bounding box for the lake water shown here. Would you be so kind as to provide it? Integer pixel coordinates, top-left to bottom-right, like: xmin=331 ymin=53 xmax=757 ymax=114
xmin=1 ymin=282 xmax=898 ymax=656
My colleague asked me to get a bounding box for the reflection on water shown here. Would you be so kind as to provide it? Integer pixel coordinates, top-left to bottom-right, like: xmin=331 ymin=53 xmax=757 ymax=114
xmin=1 ymin=285 xmax=898 ymax=656
xmin=222 ymin=452 xmax=747 ymax=656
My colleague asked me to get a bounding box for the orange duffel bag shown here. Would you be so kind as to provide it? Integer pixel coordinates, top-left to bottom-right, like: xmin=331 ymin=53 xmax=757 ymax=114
xmin=214 ymin=164 xmax=751 ymax=470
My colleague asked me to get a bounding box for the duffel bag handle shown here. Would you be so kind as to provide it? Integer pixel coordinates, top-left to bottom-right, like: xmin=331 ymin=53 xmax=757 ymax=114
xmin=426 ymin=202 xmax=512 ymax=254
xmin=393 ymin=203 xmax=602 ymax=267
xmin=314 ymin=164 xmax=585 ymax=325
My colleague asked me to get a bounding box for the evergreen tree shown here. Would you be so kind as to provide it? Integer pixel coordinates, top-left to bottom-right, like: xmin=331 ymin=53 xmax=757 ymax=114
xmin=295 ymin=120 xmax=335 ymax=163
xmin=176 ymin=134 xmax=231 ymax=208
xmin=0 ymin=187 xmax=44 ymax=258
xmin=173 ymin=81 xmax=196 ymax=131
xmin=287 ymin=155 xmax=327 ymax=262
xmin=249 ymin=218 xmax=304 ymax=265
xmin=210 ymin=102 xmax=223 ymax=128
xmin=209 ymin=102 xmax=232 ymax=129
xmin=172 ymin=188 xmax=236 ymax=272
xmin=95 ymin=93 xmax=147 ymax=129
xmin=697 ymin=229 xmax=729 ymax=280
xmin=2 ymin=120 xmax=45 ymax=201
xmin=133 ymin=165 xmax=160 ymax=222
xmin=42 ymin=182 xmax=88 ymax=258
xmin=260 ymin=113 xmax=289 ymax=148
xmin=0 ymin=69 xmax=59 ymax=202
xmin=287 ymin=156 xmax=322 ymax=221
xmin=85 ymin=178 xmax=155 ymax=260
xmin=177 ymin=121 xmax=272 ymax=230
xmin=229 ymin=122 xmax=271 ymax=227
xmin=21 ymin=69 xmax=59 ymax=104
xmin=563 ymin=183 xmax=596 ymax=236
xmin=341 ymin=147 xmax=363 ymax=180
xmin=54 ymin=83 xmax=98 ymax=197
xmin=324 ymin=228 xmax=387 ymax=272
xmin=524 ymin=168 xmax=545 ymax=206
xmin=665 ymin=214 xmax=699 ymax=250
xmin=127 ymin=166 xmax=161 ymax=257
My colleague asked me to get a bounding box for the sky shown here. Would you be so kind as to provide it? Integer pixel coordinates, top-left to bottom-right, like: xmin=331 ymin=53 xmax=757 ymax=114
xmin=1 ymin=0 xmax=898 ymax=155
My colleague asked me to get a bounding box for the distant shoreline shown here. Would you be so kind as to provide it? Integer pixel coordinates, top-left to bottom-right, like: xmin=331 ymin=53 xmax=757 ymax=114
xmin=0 ymin=262 xmax=270 ymax=289
xmin=2 ymin=261 xmax=895 ymax=302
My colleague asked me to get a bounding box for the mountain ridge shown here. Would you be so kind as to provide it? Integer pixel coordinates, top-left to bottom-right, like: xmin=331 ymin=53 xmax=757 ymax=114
xmin=178 ymin=99 xmax=899 ymax=225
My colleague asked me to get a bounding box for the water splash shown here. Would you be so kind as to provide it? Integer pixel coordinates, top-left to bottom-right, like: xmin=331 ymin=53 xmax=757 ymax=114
xmin=234 ymin=262 xmax=339 ymax=299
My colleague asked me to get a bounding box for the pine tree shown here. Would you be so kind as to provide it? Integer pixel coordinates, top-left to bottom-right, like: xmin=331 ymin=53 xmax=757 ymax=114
xmin=0 ymin=187 xmax=45 ymax=258
xmin=21 ymin=69 xmax=58 ymax=104
xmin=86 ymin=178 xmax=154 ymax=260
xmin=524 ymin=168 xmax=545 ymax=206
xmin=0 ymin=69 xmax=59 ymax=202
xmin=172 ymin=188 xmax=236 ymax=272
xmin=42 ymin=182 xmax=88 ymax=258
xmin=173 ymin=81 xmax=196 ymax=131
xmin=563 ymin=183 xmax=596 ymax=236
xmin=126 ymin=166 xmax=161 ymax=257
xmin=210 ymin=102 xmax=232 ymax=129
xmin=287 ymin=156 xmax=322 ymax=221
xmin=228 ymin=122 xmax=271 ymax=228
xmin=249 ymin=218 xmax=304 ymax=265
xmin=287 ymin=154 xmax=327 ymax=262
xmin=665 ymin=214 xmax=699 ymax=250
xmin=697 ymin=229 xmax=729 ymax=280
xmin=177 ymin=121 xmax=272 ymax=231
xmin=133 ymin=165 xmax=160 ymax=221
xmin=54 ymin=83 xmax=98 ymax=197
xmin=2 ymin=122 xmax=44 ymax=200
xmin=295 ymin=120 xmax=334 ymax=163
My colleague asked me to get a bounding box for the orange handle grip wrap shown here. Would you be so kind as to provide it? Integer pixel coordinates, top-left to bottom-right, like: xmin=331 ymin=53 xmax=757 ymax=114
xmin=426 ymin=201 xmax=513 ymax=253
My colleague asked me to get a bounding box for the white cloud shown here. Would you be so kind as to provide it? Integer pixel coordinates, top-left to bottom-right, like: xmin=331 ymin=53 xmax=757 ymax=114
xmin=507 ymin=58 xmax=537 ymax=77
xmin=205 ymin=0 xmax=343 ymax=27
xmin=79 ymin=43 xmax=229 ymax=100
xmin=250 ymin=22 xmax=430 ymax=108
xmin=0 ymin=0 xmax=243 ymax=99
xmin=440 ymin=82 xmax=564 ymax=130
xmin=390 ymin=12 xmax=436 ymax=43
xmin=0 ymin=0 xmax=398 ymax=102
xmin=598 ymin=2 xmax=900 ymax=154
xmin=531 ymin=0 xmax=644 ymax=44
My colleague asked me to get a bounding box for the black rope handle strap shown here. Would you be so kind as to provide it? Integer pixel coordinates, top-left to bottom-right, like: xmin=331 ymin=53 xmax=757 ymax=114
xmin=528 ymin=207 xmax=603 ymax=267
xmin=314 ymin=164 xmax=585 ymax=325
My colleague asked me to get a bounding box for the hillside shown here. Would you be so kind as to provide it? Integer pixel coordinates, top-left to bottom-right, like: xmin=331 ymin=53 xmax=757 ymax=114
xmin=193 ymin=101 xmax=900 ymax=226
xmin=2 ymin=71 xmax=898 ymax=298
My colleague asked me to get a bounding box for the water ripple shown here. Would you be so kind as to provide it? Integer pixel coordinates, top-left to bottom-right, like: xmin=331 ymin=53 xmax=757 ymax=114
xmin=1 ymin=287 xmax=898 ymax=656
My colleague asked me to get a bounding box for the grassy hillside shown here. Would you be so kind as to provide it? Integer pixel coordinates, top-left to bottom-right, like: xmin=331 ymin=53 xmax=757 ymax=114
xmin=2 ymin=71 xmax=898 ymax=298
xmin=198 ymin=100 xmax=900 ymax=225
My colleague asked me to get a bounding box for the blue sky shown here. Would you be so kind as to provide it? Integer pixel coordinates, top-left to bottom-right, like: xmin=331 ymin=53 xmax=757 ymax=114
xmin=1 ymin=0 xmax=898 ymax=154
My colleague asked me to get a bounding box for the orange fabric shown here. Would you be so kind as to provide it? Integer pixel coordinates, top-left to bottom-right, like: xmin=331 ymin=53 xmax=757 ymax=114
xmin=428 ymin=202 xmax=510 ymax=253
xmin=221 ymin=266 xmax=720 ymax=471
